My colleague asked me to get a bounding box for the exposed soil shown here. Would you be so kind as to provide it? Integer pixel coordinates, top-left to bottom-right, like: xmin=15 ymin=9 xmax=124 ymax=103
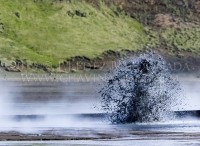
xmin=103 ymin=0 xmax=200 ymax=26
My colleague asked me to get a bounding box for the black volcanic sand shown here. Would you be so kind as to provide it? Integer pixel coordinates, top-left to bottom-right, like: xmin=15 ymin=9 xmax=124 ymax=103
xmin=1 ymin=130 xmax=200 ymax=141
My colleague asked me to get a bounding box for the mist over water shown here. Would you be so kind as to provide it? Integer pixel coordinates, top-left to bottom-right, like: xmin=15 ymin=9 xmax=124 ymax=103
xmin=179 ymin=77 xmax=200 ymax=111
xmin=0 ymin=81 xmax=106 ymax=133
xmin=0 ymin=60 xmax=199 ymax=134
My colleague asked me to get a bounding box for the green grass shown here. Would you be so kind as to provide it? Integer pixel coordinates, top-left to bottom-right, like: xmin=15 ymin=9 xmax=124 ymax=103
xmin=1 ymin=0 xmax=199 ymax=70
xmin=0 ymin=0 xmax=148 ymax=66
xmin=161 ymin=27 xmax=200 ymax=54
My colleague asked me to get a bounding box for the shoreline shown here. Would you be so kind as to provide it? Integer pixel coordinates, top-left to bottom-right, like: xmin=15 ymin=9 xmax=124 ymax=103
xmin=0 ymin=130 xmax=200 ymax=141
xmin=1 ymin=49 xmax=200 ymax=74
xmin=0 ymin=71 xmax=199 ymax=83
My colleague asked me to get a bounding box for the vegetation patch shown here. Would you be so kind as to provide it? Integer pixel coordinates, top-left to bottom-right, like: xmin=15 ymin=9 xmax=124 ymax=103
xmin=0 ymin=0 xmax=148 ymax=67
xmin=0 ymin=0 xmax=200 ymax=72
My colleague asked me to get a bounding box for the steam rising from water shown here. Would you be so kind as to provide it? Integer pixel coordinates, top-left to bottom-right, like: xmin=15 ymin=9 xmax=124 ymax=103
xmin=0 ymin=82 xmax=16 ymax=116
xmin=0 ymin=57 xmax=199 ymax=135
xmin=0 ymin=81 xmax=104 ymax=133
xmin=100 ymin=53 xmax=182 ymax=123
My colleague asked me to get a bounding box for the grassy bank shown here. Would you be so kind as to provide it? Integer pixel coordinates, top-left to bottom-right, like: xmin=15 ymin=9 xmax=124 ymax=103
xmin=0 ymin=0 xmax=149 ymax=67
xmin=161 ymin=28 xmax=200 ymax=54
xmin=0 ymin=0 xmax=200 ymax=72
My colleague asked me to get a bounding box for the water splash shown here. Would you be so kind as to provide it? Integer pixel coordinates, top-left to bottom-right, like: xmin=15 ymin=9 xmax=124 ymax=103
xmin=100 ymin=52 xmax=182 ymax=123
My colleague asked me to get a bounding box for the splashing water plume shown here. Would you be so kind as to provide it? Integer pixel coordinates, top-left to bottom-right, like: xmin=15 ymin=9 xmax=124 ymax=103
xmin=100 ymin=52 xmax=182 ymax=124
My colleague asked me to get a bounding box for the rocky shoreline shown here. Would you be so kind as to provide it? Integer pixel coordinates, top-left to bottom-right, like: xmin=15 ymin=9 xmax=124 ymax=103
xmin=1 ymin=49 xmax=200 ymax=74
